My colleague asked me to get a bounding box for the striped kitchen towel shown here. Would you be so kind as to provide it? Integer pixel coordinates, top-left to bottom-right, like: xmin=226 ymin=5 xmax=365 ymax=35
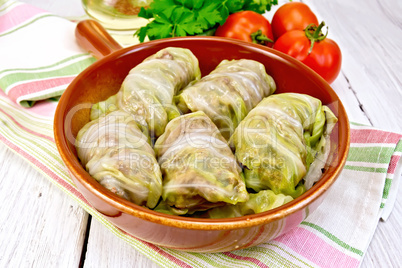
xmin=0 ymin=0 xmax=95 ymax=107
xmin=1 ymin=1 xmax=402 ymax=267
xmin=0 ymin=91 xmax=401 ymax=267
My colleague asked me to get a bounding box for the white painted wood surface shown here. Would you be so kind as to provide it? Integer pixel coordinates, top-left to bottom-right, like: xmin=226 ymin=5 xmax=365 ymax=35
xmin=0 ymin=145 xmax=88 ymax=267
xmin=1 ymin=0 xmax=401 ymax=267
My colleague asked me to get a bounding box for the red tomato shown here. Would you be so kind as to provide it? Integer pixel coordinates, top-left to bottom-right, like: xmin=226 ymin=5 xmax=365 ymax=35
xmin=271 ymin=2 xmax=319 ymax=40
xmin=273 ymin=22 xmax=342 ymax=84
xmin=215 ymin=11 xmax=274 ymax=47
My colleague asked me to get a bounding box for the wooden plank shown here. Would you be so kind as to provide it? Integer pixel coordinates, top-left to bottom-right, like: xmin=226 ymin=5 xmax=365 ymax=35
xmin=83 ymin=218 xmax=159 ymax=268
xmin=0 ymin=145 xmax=88 ymax=267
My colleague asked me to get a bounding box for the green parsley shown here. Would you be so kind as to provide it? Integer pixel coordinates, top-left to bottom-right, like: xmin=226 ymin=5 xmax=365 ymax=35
xmin=134 ymin=0 xmax=278 ymax=42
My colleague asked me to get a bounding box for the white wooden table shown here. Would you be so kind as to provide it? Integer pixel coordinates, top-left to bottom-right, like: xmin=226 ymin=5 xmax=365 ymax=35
xmin=2 ymin=0 xmax=402 ymax=267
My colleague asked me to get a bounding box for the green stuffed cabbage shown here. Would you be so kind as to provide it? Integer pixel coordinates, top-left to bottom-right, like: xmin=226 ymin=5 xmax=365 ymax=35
xmin=154 ymin=111 xmax=249 ymax=215
xmin=198 ymin=190 xmax=294 ymax=218
xmin=229 ymin=93 xmax=338 ymax=198
xmin=75 ymin=110 xmax=162 ymax=209
xmin=175 ymin=59 xmax=276 ymax=140
xmin=91 ymin=47 xmax=201 ymax=138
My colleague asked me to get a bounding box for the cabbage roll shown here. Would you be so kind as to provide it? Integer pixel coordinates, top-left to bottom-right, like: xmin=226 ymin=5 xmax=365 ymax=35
xmin=175 ymin=59 xmax=276 ymax=140
xmin=75 ymin=110 xmax=162 ymax=208
xmin=154 ymin=111 xmax=249 ymax=215
xmin=229 ymin=93 xmax=338 ymax=198
xmin=91 ymin=47 xmax=201 ymax=137
xmin=199 ymin=190 xmax=294 ymax=218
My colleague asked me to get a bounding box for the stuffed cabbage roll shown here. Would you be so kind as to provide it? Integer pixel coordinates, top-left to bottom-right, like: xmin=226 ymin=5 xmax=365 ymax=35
xmin=175 ymin=59 xmax=276 ymax=140
xmin=198 ymin=190 xmax=293 ymax=218
xmin=229 ymin=93 xmax=338 ymax=198
xmin=91 ymin=47 xmax=201 ymax=137
xmin=75 ymin=110 xmax=162 ymax=208
xmin=154 ymin=111 xmax=249 ymax=215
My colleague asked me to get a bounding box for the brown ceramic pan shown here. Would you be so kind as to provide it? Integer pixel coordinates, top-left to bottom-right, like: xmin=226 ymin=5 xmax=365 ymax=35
xmin=54 ymin=20 xmax=350 ymax=252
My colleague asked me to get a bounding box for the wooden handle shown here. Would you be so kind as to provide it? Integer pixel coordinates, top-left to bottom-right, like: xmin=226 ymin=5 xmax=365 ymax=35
xmin=75 ymin=20 xmax=123 ymax=59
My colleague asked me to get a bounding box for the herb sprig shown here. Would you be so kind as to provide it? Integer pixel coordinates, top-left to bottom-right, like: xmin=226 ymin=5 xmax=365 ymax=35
xmin=134 ymin=0 xmax=278 ymax=42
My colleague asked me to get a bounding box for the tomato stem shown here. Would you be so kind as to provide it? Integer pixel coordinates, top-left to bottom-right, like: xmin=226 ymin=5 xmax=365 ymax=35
xmin=250 ymin=30 xmax=273 ymax=45
xmin=305 ymin=21 xmax=328 ymax=54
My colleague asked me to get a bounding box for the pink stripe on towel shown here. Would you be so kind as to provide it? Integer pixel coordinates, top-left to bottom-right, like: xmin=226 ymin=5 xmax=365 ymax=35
xmin=275 ymin=226 xmax=360 ymax=268
xmin=0 ymin=3 xmax=45 ymax=33
xmin=350 ymin=128 xmax=402 ymax=144
xmin=7 ymin=76 xmax=75 ymax=103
